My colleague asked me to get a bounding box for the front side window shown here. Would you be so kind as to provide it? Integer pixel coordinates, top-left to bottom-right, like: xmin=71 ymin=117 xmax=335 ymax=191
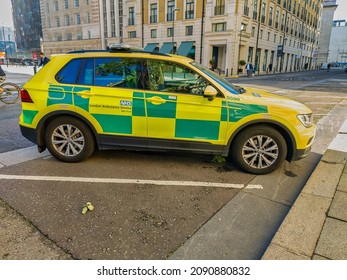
xmin=147 ymin=60 xmax=208 ymax=95
xmin=56 ymin=59 xmax=84 ymax=84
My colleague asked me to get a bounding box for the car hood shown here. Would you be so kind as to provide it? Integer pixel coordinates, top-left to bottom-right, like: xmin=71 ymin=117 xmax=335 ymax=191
xmin=237 ymin=87 xmax=312 ymax=114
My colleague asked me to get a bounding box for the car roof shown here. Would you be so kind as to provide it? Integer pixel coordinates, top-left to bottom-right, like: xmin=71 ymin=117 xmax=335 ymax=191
xmin=50 ymin=49 xmax=194 ymax=64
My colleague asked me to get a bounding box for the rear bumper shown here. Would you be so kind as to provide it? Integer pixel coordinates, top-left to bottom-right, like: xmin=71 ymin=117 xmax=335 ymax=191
xmin=20 ymin=125 xmax=38 ymax=144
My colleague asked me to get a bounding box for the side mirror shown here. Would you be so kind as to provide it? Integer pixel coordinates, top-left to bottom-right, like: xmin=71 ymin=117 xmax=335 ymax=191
xmin=203 ymin=85 xmax=218 ymax=100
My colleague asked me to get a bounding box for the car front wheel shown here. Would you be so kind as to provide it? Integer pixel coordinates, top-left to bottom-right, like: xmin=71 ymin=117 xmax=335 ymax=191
xmin=45 ymin=117 xmax=95 ymax=162
xmin=231 ymin=126 xmax=287 ymax=174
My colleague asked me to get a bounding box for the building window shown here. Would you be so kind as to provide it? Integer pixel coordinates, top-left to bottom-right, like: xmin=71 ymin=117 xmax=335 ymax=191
xmin=87 ymin=12 xmax=91 ymax=23
xmin=151 ymin=29 xmax=157 ymax=38
xmin=56 ymin=17 xmax=60 ymax=27
xmin=186 ymin=0 xmax=194 ymax=19
xmin=150 ymin=3 xmax=157 ymax=23
xmin=268 ymin=6 xmax=273 ymax=26
xmin=260 ymin=29 xmax=263 ymax=39
xmin=167 ymin=0 xmax=175 ymax=21
xmin=76 ymin=14 xmax=81 ymax=25
xmin=215 ymin=0 xmax=225 ymax=15
xmin=56 ymin=34 xmax=62 ymax=41
xmin=275 ymin=10 xmax=279 ymax=28
xmin=77 ymin=32 xmax=83 ymax=40
xmin=65 ymin=15 xmax=70 ymax=26
xmin=66 ymin=33 xmax=72 ymax=40
xmin=128 ymin=31 xmax=136 ymax=38
xmin=54 ymin=1 xmax=59 ymax=11
xmin=251 ymin=26 xmax=255 ymax=37
xmin=167 ymin=27 xmax=173 ymax=37
xmin=261 ymin=3 xmax=266 ymax=23
xmin=64 ymin=0 xmax=69 ymax=9
xmin=75 ymin=0 xmax=79 ymax=7
xmin=274 ymin=34 xmax=277 ymax=43
xmin=88 ymin=30 xmax=91 ymax=39
xmin=253 ymin=0 xmax=258 ymax=20
xmin=186 ymin=25 xmax=193 ymax=36
xmin=212 ymin=22 xmax=226 ymax=32
xmin=267 ymin=32 xmax=270 ymax=41
xmin=129 ymin=7 xmax=135 ymax=25
xmin=244 ymin=0 xmax=249 ymax=16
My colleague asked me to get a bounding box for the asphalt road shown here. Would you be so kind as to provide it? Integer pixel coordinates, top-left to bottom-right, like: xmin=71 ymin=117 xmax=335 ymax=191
xmin=0 ymin=69 xmax=346 ymax=260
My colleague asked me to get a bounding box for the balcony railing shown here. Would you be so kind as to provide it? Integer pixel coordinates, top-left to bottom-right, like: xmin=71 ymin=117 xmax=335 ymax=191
xmin=185 ymin=10 xmax=194 ymax=19
xmin=150 ymin=15 xmax=157 ymax=23
xmin=128 ymin=18 xmax=135 ymax=25
xmin=214 ymin=5 xmax=225 ymax=15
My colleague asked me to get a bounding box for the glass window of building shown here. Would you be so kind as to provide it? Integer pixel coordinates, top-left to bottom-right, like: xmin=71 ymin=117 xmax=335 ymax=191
xmin=129 ymin=7 xmax=135 ymax=25
xmin=66 ymin=33 xmax=72 ymax=40
xmin=75 ymin=0 xmax=80 ymax=7
xmin=76 ymin=14 xmax=81 ymax=25
xmin=128 ymin=31 xmax=136 ymax=38
xmin=212 ymin=22 xmax=226 ymax=32
xmin=151 ymin=29 xmax=157 ymax=38
xmin=56 ymin=17 xmax=60 ymax=27
xmin=215 ymin=0 xmax=225 ymax=15
xmin=186 ymin=0 xmax=194 ymax=19
xmin=167 ymin=27 xmax=173 ymax=37
xmin=186 ymin=25 xmax=193 ymax=36
xmin=64 ymin=0 xmax=69 ymax=9
xmin=167 ymin=0 xmax=175 ymax=21
xmin=65 ymin=15 xmax=70 ymax=26
xmin=77 ymin=32 xmax=83 ymax=40
xmin=54 ymin=1 xmax=59 ymax=11
xmin=251 ymin=26 xmax=255 ymax=36
xmin=150 ymin=3 xmax=158 ymax=23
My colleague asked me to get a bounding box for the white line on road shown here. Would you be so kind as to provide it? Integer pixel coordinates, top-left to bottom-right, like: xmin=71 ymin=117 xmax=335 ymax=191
xmin=0 ymin=174 xmax=263 ymax=189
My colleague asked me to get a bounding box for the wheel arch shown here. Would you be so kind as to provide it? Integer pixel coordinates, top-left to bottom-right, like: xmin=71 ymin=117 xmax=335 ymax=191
xmin=36 ymin=111 xmax=100 ymax=151
xmin=226 ymin=120 xmax=296 ymax=161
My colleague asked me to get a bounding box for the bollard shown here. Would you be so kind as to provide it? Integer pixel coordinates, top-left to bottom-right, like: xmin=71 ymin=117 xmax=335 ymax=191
xmin=231 ymin=68 xmax=233 ymax=76
xmin=226 ymin=68 xmax=228 ymax=77
xmin=33 ymin=66 xmax=37 ymax=74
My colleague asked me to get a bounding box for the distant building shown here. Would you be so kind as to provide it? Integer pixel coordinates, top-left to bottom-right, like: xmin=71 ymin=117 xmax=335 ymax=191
xmin=317 ymin=0 xmax=337 ymax=65
xmin=11 ymin=0 xmax=43 ymax=57
xmin=40 ymin=0 xmax=102 ymax=56
xmin=0 ymin=26 xmax=16 ymax=58
xmin=328 ymin=20 xmax=347 ymax=64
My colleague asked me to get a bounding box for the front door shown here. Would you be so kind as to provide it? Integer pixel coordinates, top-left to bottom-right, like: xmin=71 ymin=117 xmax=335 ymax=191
xmin=144 ymin=59 xmax=227 ymax=153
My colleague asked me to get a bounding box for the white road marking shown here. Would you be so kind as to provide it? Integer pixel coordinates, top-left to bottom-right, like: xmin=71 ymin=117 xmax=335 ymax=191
xmin=0 ymin=174 xmax=263 ymax=189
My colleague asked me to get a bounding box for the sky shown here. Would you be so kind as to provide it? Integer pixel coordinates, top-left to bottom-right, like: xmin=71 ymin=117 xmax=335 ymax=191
xmin=1 ymin=0 xmax=346 ymax=28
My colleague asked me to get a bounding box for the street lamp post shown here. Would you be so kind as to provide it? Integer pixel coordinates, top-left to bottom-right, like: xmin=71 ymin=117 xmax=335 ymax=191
xmin=237 ymin=24 xmax=245 ymax=74
xmin=172 ymin=8 xmax=180 ymax=54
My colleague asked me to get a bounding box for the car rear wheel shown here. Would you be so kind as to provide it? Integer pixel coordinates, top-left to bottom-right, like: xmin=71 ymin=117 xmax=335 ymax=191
xmin=230 ymin=126 xmax=287 ymax=174
xmin=45 ymin=117 xmax=95 ymax=162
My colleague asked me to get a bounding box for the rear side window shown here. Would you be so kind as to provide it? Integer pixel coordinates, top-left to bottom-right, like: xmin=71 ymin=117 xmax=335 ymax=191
xmin=56 ymin=59 xmax=83 ymax=84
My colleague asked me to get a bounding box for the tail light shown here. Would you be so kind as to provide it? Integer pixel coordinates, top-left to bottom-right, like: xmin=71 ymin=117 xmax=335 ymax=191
xmin=20 ymin=89 xmax=34 ymax=103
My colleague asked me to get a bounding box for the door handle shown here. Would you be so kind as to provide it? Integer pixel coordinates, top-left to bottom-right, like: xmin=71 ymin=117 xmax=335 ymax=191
xmin=76 ymin=90 xmax=94 ymax=97
xmin=146 ymin=96 xmax=166 ymax=105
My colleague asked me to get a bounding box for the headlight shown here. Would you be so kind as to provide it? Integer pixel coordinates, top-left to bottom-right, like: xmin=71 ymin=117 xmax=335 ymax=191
xmin=297 ymin=114 xmax=313 ymax=127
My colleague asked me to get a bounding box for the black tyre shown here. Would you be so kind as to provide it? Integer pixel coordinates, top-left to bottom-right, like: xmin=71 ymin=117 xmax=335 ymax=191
xmin=45 ymin=117 xmax=95 ymax=162
xmin=0 ymin=82 xmax=20 ymax=104
xmin=230 ymin=126 xmax=287 ymax=174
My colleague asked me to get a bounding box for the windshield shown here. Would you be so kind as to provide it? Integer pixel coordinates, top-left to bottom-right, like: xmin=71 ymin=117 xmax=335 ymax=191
xmin=191 ymin=62 xmax=240 ymax=94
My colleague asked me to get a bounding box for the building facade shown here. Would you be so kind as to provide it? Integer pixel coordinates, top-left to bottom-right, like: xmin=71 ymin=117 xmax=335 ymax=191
xmin=0 ymin=26 xmax=16 ymax=59
xmin=328 ymin=20 xmax=347 ymax=64
xmin=11 ymin=0 xmax=43 ymax=56
xmin=316 ymin=0 xmax=337 ymax=65
xmin=40 ymin=0 xmax=102 ymax=56
xmin=39 ymin=0 xmax=323 ymax=74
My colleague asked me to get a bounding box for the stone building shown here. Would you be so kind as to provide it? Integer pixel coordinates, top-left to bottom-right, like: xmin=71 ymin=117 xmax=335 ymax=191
xmin=40 ymin=0 xmax=102 ymax=56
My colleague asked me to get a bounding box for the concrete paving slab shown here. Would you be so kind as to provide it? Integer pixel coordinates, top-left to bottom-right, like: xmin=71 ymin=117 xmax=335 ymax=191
xmin=322 ymin=149 xmax=347 ymax=164
xmin=169 ymin=192 xmax=289 ymax=260
xmin=312 ymin=254 xmax=330 ymax=260
xmin=244 ymin=153 xmax=321 ymax=206
xmin=329 ymin=135 xmax=347 ymax=153
xmin=302 ymin=161 xmax=344 ymax=199
xmin=262 ymin=244 xmax=309 ymax=260
xmin=338 ymin=119 xmax=347 ymax=133
xmin=328 ymin=191 xmax=347 ymax=222
xmin=338 ymin=170 xmax=347 ymax=192
xmin=0 ymin=146 xmax=51 ymax=168
xmin=266 ymin=193 xmax=331 ymax=258
xmin=315 ymin=218 xmax=347 ymax=260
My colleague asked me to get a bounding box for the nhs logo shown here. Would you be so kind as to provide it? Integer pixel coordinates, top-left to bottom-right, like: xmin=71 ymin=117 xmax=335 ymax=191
xmin=120 ymin=100 xmax=132 ymax=106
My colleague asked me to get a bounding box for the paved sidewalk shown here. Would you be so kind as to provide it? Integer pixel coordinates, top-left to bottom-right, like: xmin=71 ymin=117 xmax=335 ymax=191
xmin=262 ymin=121 xmax=347 ymax=260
